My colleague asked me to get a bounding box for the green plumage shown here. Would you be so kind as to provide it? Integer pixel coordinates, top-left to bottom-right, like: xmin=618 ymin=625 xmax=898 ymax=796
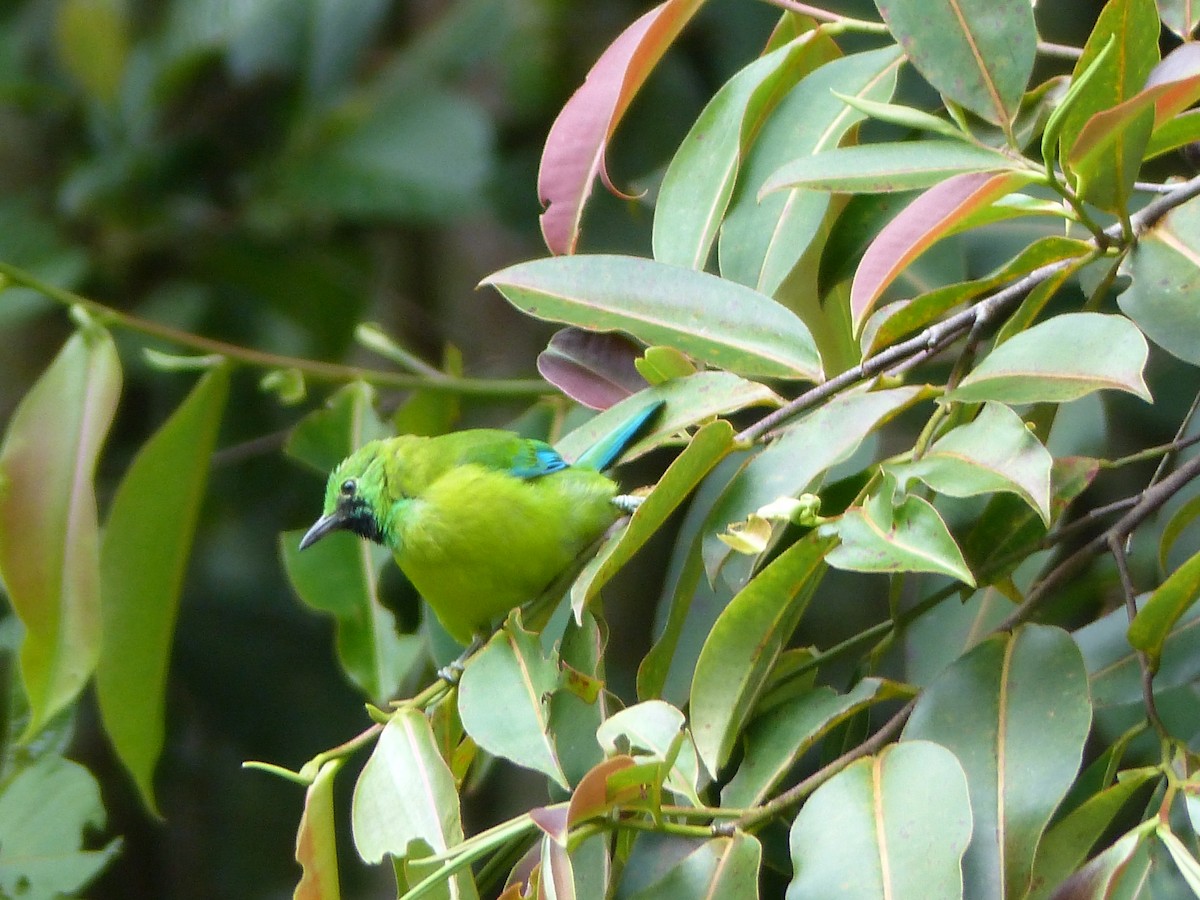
xmin=300 ymin=405 xmax=658 ymax=643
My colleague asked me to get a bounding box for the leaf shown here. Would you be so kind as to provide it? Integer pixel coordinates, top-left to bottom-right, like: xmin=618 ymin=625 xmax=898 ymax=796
xmin=850 ymin=170 xmax=1040 ymax=331
xmin=1146 ymin=108 xmax=1200 ymax=160
xmin=825 ymin=487 xmax=975 ymax=585
xmin=554 ymin=372 xmax=780 ymax=465
xmin=549 ymin=612 xmax=607 ymax=788
xmin=285 ymin=381 xmax=391 ymax=474
xmin=874 ymin=0 xmax=1036 ymax=128
xmin=903 ymin=625 xmax=1093 ymax=900
xmin=701 ymin=385 xmax=930 ymax=584
xmin=537 ymin=328 xmax=648 ymax=410
xmin=889 ymin=402 xmax=1053 ymax=524
xmin=1047 ymin=827 xmax=1150 ymax=900
xmin=652 ymin=28 xmax=837 ymax=270
xmin=571 ymin=420 xmax=734 ymax=615
xmin=622 ymin=832 xmax=761 ymax=899
xmin=786 ymin=741 xmax=973 ymax=900
xmin=690 ymin=531 xmax=832 ymax=776
xmin=595 ymin=700 xmax=703 ymax=806
xmin=1119 ymin=195 xmax=1200 ymax=366
xmin=1128 ymin=549 xmax=1200 ymax=672
xmin=351 ymin=710 xmax=465 ymax=866
xmin=948 ymin=313 xmax=1152 ymax=405
xmin=295 ymin=759 xmax=343 ymax=900
xmin=0 ymin=755 xmax=120 ymax=898
xmin=718 ymin=45 xmax=902 ymax=295
xmin=482 ymin=255 xmax=823 ymax=381
xmin=762 ymin=140 xmax=1018 ymax=195
xmin=0 ymin=326 xmax=121 ymax=739
xmin=1160 ymin=0 xmax=1200 ymax=38
xmin=459 ymin=613 xmax=568 ymax=788
xmin=1040 ymin=37 xmax=1117 ymax=170
xmin=54 ymin=0 xmax=129 ymax=104
xmin=1159 ymin=492 xmax=1200 ymax=570
xmin=722 ymin=677 xmax=912 ymax=808
xmin=1157 ymin=827 xmax=1200 ymax=896
xmin=537 ymin=0 xmax=703 ymax=254
xmin=96 ymin=367 xmax=229 ymax=815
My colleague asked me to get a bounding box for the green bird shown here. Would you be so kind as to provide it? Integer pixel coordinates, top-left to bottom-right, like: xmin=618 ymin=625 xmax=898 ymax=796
xmin=299 ymin=402 xmax=661 ymax=644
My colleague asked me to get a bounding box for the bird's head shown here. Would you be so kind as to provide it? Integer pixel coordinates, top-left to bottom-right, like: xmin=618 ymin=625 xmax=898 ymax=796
xmin=299 ymin=442 xmax=391 ymax=550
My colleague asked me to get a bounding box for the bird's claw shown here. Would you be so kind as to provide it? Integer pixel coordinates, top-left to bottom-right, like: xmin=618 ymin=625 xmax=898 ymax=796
xmin=437 ymin=659 xmax=466 ymax=685
xmin=612 ymin=493 xmax=645 ymax=514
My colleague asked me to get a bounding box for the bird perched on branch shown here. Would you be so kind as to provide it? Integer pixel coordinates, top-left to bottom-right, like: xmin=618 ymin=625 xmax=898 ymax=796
xmin=299 ymin=402 xmax=661 ymax=643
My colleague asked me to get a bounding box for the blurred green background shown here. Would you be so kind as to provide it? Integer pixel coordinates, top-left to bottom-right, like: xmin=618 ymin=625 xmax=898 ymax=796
xmin=0 ymin=0 xmax=1115 ymax=896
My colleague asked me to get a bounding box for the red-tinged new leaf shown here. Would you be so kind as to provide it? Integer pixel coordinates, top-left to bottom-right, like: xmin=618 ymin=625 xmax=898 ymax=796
xmin=537 ymin=328 xmax=649 ymax=410
xmin=850 ymin=170 xmax=1038 ymax=332
xmin=0 ymin=327 xmax=121 ymax=739
xmin=537 ymin=0 xmax=704 ymax=255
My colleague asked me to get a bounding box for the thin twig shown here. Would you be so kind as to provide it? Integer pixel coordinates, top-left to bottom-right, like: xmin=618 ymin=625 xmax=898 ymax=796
xmin=1108 ymin=533 xmax=1168 ymax=737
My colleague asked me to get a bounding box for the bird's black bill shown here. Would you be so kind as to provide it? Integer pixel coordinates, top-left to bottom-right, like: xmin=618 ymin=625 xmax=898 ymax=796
xmin=299 ymin=512 xmax=347 ymax=550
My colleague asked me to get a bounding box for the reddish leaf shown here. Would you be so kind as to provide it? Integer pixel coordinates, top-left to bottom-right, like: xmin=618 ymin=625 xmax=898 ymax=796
xmin=537 ymin=328 xmax=649 ymax=410
xmin=537 ymin=0 xmax=703 ymax=255
xmin=850 ymin=170 xmax=1037 ymax=332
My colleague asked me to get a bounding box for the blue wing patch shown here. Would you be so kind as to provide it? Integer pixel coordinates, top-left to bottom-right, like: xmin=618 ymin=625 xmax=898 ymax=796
xmin=509 ymin=442 xmax=569 ymax=479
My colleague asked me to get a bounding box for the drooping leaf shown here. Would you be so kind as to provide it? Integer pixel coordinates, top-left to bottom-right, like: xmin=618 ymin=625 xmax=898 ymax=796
xmin=459 ymin=612 xmax=568 ymax=788
xmin=294 ymin=759 xmax=343 ymax=900
xmin=0 ymin=326 xmax=121 ymax=739
xmin=483 ymin=255 xmax=823 ymax=381
xmin=903 ymin=625 xmax=1093 ymax=900
xmin=786 ymin=741 xmax=973 ymax=900
xmin=537 ymin=328 xmax=648 ymax=410
xmin=596 ymin=700 xmax=703 ymax=806
xmin=537 ymin=0 xmax=704 ymax=254
xmin=690 ymin=531 xmax=832 ymax=776
xmin=96 ymin=367 xmax=229 ymax=815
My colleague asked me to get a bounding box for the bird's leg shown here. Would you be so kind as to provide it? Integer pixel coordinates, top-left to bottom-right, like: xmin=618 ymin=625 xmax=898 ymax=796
xmin=612 ymin=493 xmax=646 ymax=514
xmin=437 ymin=635 xmax=483 ymax=684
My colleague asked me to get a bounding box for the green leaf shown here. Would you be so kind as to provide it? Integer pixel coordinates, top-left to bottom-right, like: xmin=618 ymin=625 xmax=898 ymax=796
xmin=1146 ymin=108 xmax=1200 ymax=159
xmin=825 ymin=487 xmax=975 ymax=585
xmin=652 ymin=29 xmax=837 ymax=270
xmin=294 ymin=759 xmax=343 ymax=900
xmin=1159 ymin=492 xmax=1200 ymax=570
xmin=571 ymin=420 xmax=733 ymax=614
xmin=873 ymin=0 xmax=1035 ymax=128
xmin=1128 ymin=549 xmax=1200 ymax=672
xmin=0 ymin=755 xmax=120 ymax=898
xmin=96 ymin=367 xmax=229 ymax=816
xmin=549 ymin=612 xmax=607 ymax=788
xmin=482 ymin=255 xmax=823 ymax=381
xmin=722 ymin=677 xmax=912 ymax=808
xmin=554 ymin=372 xmax=780 ymax=465
xmin=459 ymin=613 xmax=568 ymax=788
xmin=718 ymin=46 xmax=902 ymax=295
xmin=1161 ymin=0 xmax=1200 ymax=38
xmin=352 ymin=710 xmax=475 ymax=900
xmin=1119 ymin=195 xmax=1200 ymax=366
xmin=596 ymin=700 xmax=703 ymax=806
xmin=0 ymin=327 xmax=121 ymax=739
xmin=54 ymin=0 xmax=130 ymax=104
xmin=762 ymin=140 xmax=1017 ymax=195
xmin=1157 ymin=827 xmax=1200 ymax=896
xmin=285 ymin=381 xmax=391 ymax=474
xmin=1040 ymin=36 xmax=1116 ymax=169
xmin=1048 ymin=826 xmax=1151 ymax=899
xmin=690 ymin=531 xmax=831 ymax=776
xmin=903 ymin=625 xmax=1093 ymax=900
xmin=948 ymin=313 xmax=1151 ymax=404
xmin=830 ymin=93 xmax=966 ymax=140
xmin=889 ymin=402 xmax=1053 ymax=524
xmin=786 ymin=741 xmax=973 ymax=899
xmin=702 ymin=385 xmax=929 ymax=585
xmin=622 ymin=832 xmax=761 ymax=899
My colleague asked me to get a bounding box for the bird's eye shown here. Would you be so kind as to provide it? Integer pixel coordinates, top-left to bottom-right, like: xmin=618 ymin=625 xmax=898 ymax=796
xmin=340 ymin=479 xmax=357 ymax=496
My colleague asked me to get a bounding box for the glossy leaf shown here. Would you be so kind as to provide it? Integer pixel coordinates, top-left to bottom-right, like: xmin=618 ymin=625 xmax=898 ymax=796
xmin=571 ymin=420 xmax=734 ymax=614
xmin=96 ymin=367 xmax=229 ymax=815
xmin=1119 ymin=195 xmax=1200 ymax=366
xmin=701 ymin=385 xmax=929 ymax=584
xmin=949 ymin=313 xmax=1152 ymax=405
xmin=483 ymin=255 xmax=822 ymax=381
xmin=537 ymin=0 xmax=703 ymax=254
xmin=825 ymin=487 xmax=975 ymax=585
xmin=850 ymin=170 xmax=1040 ymax=331
xmin=459 ymin=613 xmax=568 ymax=788
xmin=873 ymin=0 xmax=1035 ymax=128
xmin=762 ymin=140 xmax=1017 ymax=195
xmin=294 ymin=759 xmax=343 ymax=900
xmin=351 ymin=710 xmax=466 ymax=868
xmin=690 ymin=531 xmax=831 ymax=775
xmin=1128 ymin=549 xmax=1200 ymax=672
xmin=623 ymin=832 xmax=761 ymax=899
xmin=786 ymin=741 xmax=973 ymax=900
xmin=722 ymin=677 xmax=912 ymax=808
xmin=653 ymin=28 xmax=836 ymax=269
xmin=889 ymin=402 xmax=1053 ymax=524
xmin=537 ymin=328 xmax=648 ymax=410
xmin=0 ymin=326 xmax=121 ymax=738
xmin=595 ymin=700 xmax=703 ymax=806
xmin=718 ymin=46 xmax=901 ymax=296
xmin=903 ymin=625 xmax=1093 ymax=900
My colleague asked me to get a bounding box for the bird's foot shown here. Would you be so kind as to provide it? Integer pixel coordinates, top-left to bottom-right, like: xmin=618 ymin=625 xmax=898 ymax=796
xmin=612 ymin=493 xmax=645 ymax=514
xmin=437 ymin=635 xmax=484 ymax=684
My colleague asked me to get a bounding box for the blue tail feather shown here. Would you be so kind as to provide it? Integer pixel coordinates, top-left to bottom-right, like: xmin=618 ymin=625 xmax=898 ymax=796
xmin=574 ymin=400 xmax=664 ymax=471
